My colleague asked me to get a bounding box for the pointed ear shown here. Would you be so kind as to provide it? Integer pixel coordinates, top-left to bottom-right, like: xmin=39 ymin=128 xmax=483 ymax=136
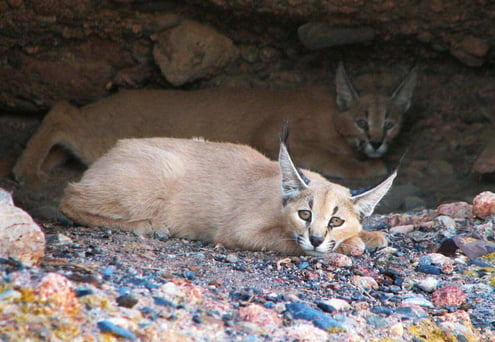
xmin=336 ymin=61 xmax=360 ymax=111
xmin=278 ymin=124 xmax=309 ymax=204
xmin=351 ymin=170 xmax=397 ymax=216
xmin=391 ymin=65 xmax=418 ymax=114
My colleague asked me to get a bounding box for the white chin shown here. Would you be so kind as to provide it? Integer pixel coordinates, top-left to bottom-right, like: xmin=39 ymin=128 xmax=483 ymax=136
xmin=364 ymin=144 xmax=387 ymax=158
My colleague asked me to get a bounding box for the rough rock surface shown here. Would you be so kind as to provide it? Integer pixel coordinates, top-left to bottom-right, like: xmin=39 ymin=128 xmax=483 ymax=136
xmin=152 ymin=19 xmax=239 ymax=86
xmin=0 ymin=188 xmax=45 ymax=265
xmin=0 ymin=1 xmax=495 ymax=112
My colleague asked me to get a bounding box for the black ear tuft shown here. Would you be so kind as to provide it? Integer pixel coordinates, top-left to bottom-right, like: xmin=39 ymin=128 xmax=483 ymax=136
xmin=350 ymin=185 xmax=374 ymax=197
xmin=279 ymin=121 xmax=290 ymax=146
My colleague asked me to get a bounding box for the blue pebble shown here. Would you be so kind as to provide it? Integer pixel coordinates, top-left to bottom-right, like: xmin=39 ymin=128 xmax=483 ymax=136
xmin=298 ymin=261 xmax=310 ymax=269
xmin=285 ymin=302 xmax=344 ymax=331
xmin=74 ymin=288 xmax=94 ymax=297
xmin=418 ymin=255 xmax=433 ymax=266
xmin=101 ymin=266 xmax=113 ymax=279
xmin=370 ymin=306 xmax=394 ymax=316
xmin=416 ymin=264 xmax=441 ymax=275
xmin=153 ymin=296 xmax=177 ymax=308
xmin=264 ymin=301 xmax=275 ymax=309
xmin=184 ymin=270 xmax=196 ymax=280
xmin=316 ymin=301 xmax=336 ymax=313
xmin=395 ymin=306 xmax=428 ymax=319
xmin=97 ymin=320 xmax=136 ymax=340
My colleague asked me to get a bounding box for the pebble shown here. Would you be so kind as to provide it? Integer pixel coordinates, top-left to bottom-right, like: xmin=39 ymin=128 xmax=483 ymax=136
xmin=436 ymin=202 xmax=472 ymax=219
xmin=326 ymin=298 xmax=352 ymax=311
xmin=239 ymin=303 xmax=281 ymax=328
xmin=316 ymin=301 xmax=336 ymax=313
xmin=435 ymin=215 xmax=457 ymax=234
xmin=351 ymin=275 xmax=378 ymax=290
xmin=97 ymin=320 xmax=136 ymax=340
xmin=318 ymin=298 xmax=352 ymax=312
xmin=276 ymin=323 xmax=329 ymax=341
xmin=415 ymin=277 xmax=439 ymax=293
xmin=402 ymin=295 xmax=434 ymax=308
xmin=389 ymin=224 xmax=415 ymax=234
xmin=36 ymin=273 xmax=80 ymax=314
xmin=117 ymin=294 xmax=139 ymax=308
xmin=46 ymin=233 xmax=74 ymax=246
xmin=370 ymin=306 xmax=394 ymax=316
xmin=431 ymin=286 xmax=466 ymax=307
xmin=365 ymin=313 xmax=389 ymax=328
xmin=74 ymin=288 xmax=95 ymax=297
xmin=0 ymin=289 xmax=21 ymax=302
xmin=471 ymin=220 xmax=493 ymax=241
xmin=472 ymin=191 xmax=495 ymax=219
xmin=153 ymin=296 xmax=176 ymax=308
xmin=416 ymin=264 xmax=442 ymax=275
xmin=326 ymin=253 xmax=353 ymax=268
xmin=183 ymin=269 xmax=196 ymax=280
xmin=225 ymin=254 xmax=239 ymax=263
xmin=285 ymin=302 xmax=344 ymax=332
xmin=395 ymin=305 xmax=429 ymax=319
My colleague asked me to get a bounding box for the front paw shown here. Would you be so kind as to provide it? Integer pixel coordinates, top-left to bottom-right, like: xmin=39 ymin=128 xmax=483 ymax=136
xmin=359 ymin=230 xmax=388 ymax=251
xmin=336 ymin=235 xmax=366 ymax=256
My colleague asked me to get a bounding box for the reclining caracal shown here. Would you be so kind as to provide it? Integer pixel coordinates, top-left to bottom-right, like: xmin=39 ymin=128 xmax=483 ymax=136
xmin=13 ymin=62 xmax=417 ymax=184
xmin=60 ymin=128 xmax=397 ymax=256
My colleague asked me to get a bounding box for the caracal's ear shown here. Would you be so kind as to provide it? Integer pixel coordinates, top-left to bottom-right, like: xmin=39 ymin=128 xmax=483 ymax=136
xmin=391 ymin=64 xmax=418 ymax=114
xmin=351 ymin=170 xmax=397 ymax=216
xmin=278 ymin=123 xmax=309 ymax=204
xmin=336 ymin=61 xmax=360 ymax=111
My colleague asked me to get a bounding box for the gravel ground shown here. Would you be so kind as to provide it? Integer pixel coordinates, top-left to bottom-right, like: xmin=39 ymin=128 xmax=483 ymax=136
xmin=1 ymin=204 xmax=494 ymax=341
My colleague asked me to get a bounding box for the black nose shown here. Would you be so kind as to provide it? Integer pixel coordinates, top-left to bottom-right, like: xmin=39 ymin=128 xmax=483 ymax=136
xmin=370 ymin=141 xmax=382 ymax=150
xmin=309 ymin=235 xmax=324 ymax=247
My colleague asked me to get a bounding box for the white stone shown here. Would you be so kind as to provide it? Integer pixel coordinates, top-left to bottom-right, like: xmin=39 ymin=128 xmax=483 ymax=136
xmin=416 ymin=277 xmax=439 ymax=293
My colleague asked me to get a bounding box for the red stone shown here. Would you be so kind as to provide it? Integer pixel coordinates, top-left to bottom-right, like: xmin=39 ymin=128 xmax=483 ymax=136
xmin=472 ymin=191 xmax=495 ymax=219
xmin=238 ymin=303 xmax=281 ymax=328
xmin=431 ymin=286 xmax=466 ymax=307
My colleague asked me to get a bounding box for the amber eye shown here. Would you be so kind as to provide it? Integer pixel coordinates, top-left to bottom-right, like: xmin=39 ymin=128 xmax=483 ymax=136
xmin=298 ymin=210 xmax=312 ymax=222
xmin=384 ymin=121 xmax=395 ymax=130
xmin=356 ymin=119 xmax=369 ymax=131
xmin=328 ymin=216 xmax=344 ymax=227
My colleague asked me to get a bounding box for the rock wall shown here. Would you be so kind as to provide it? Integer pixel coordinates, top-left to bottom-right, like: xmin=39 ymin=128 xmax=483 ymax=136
xmin=0 ymin=0 xmax=493 ymax=113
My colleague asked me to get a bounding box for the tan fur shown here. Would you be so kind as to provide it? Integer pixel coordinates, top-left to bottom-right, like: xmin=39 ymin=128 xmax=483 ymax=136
xmin=60 ymin=136 xmax=396 ymax=256
xmin=13 ymin=63 xmax=417 ymax=184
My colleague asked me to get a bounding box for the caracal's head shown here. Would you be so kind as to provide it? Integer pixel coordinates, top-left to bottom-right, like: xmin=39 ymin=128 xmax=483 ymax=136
xmin=278 ymin=128 xmax=396 ymax=255
xmin=334 ymin=62 xmax=418 ymax=159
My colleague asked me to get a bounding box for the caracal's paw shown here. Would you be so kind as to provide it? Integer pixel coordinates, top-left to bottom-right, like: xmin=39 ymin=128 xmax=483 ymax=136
xmin=359 ymin=230 xmax=388 ymax=251
xmin=336 ymin=235 xmax=366 ymax=256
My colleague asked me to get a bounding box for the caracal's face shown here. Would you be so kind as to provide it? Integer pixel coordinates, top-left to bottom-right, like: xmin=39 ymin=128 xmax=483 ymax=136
xmin=283 ymin=182 xmax=362 ymax=256
xmin=338 ymin=94 xmax=403 ymax=159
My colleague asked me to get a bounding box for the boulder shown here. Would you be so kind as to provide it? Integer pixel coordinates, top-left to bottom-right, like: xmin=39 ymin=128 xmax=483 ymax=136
xmin=0 ymin=188 xmax=45 ymax=265
xmin=152 ymin=19 xmax=239 ymax=86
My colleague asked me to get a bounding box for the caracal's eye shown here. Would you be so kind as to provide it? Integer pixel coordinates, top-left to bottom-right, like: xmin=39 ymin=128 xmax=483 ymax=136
xmin=384 ymin=121 xmax=395 ymax=130
xmin=355 ymin=119 xmax=369 ymax=131
xmin=328 ymin=216 xmax=344 ymax=227
xmin=298 ymin=210 xmax=312 ymax=222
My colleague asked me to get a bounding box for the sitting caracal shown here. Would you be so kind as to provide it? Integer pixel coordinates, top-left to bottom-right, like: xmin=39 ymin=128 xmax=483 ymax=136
xmin=13 ymin=63 xmax=417 ymax=184
xmin=60 ymin=128 xmax=396 ymax=256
